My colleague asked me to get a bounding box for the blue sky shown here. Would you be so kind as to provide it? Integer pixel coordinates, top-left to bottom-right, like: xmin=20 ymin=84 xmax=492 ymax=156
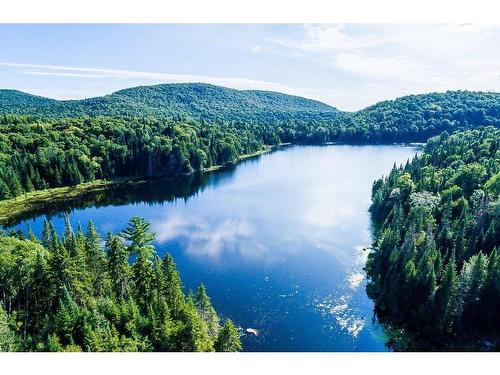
xmin=0 ymin=24 xmax=499 ymax=111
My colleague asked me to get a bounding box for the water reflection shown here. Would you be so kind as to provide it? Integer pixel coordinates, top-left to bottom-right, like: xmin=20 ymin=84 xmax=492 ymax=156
xmin=154 ymin=215 xmax=272 ymax=263
xmin=8 ymin=145 xmax=419 ymax=351
xmin=3 ymin=165 xmax=239 ymax=227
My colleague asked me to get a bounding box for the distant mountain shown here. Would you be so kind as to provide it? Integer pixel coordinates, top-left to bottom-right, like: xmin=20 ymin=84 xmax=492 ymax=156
xmin=348 ymin=90 xmax=500 ymax=141
xmin=0 ymin=83 xmax=341 ymax=123
xmin=0 ymin=85 xmax=499 ymax=203
xmin=1 ymin=85 xmax=499 ymax=142
xmin=0 ymin=89 xmax=57 ymax=110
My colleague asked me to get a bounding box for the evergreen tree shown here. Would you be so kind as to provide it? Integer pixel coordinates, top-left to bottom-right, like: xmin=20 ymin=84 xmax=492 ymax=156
xmin=368 ymin=128 xmax=500 ymax=349
xmin=434 ymin=255 xmax=459 ymax=335
xmin=84 ymin=221 xmax=109 ymax=297
xmin=195 ymin=284 xmax=220 ymax=339
xmin=215 ymin=319 xmax=242 ymax=352
xmin=162 ymin=253 xmax=185 ymax=319
xmin=460 ymin=253 xmax=488 ymax=326
xmin=0 ymin=305 xmax=18 ymax=351
xmin=121 ymin=216 xmax=156 ymax=251
xmin=122 ymin=217 xmax=156 ymax=309
xmin=172 ymin=296 xmax=213 ymax=352
xmin=106 ymin=233 xmax=131 ymax=300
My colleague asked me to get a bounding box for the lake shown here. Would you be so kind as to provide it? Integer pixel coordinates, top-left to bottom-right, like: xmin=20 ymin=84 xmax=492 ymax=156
xmin=9 ymin=145 xmax=419 ymax=351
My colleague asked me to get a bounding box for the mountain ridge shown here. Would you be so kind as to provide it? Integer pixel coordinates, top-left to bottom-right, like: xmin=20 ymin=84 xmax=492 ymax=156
xmin=0 ymin=82 xmax=340 ymax=122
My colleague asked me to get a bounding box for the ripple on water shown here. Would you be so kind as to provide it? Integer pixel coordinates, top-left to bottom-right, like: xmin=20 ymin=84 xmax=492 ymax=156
xmin=312 ymin=244 xmax=371 ymax=338
xmin=314 ymin=294 xmax=365 ymax=338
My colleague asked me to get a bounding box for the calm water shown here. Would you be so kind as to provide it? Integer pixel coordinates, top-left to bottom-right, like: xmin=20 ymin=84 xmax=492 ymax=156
xmin=9 ymin=145 xmax=419 ymax=351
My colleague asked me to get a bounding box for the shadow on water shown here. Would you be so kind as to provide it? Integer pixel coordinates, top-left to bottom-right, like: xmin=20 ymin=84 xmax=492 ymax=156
xmin=4 ymin=163 xmax=244 ymax=228
xmin=3 ymin=146 xmax=285 ymax=228
xmin=5 ymin=144 xmax=429 ymax=351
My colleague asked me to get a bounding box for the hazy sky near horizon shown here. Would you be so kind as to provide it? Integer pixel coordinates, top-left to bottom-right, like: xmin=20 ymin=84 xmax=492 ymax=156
xmin=0 ymin=24 xmax=499 ymax=111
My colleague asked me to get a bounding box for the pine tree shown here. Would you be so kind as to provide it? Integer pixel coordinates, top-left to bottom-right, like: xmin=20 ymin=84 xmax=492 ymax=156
xmin=153 ymin=254 xmax=166 ymax=303
xmin=53 ymin=288 xmax=81 ymax=347
xmin=0 ymin=217 xmax=235 ymax=352
xmin=122 ymin=218 xmax=156 ymax=309
xmin=173 ymin=296 xmax=213 ymax=352
xmin=148 ymin=295 xmax=172 ymax=351
xmin=215 ymin=319 xmax=242 ymax=352
xmin=121 ymin=216 xmax=156 ymax=251
xmin=0 ymin=305 xmax=18 ymax=351
xmin=41 ymin=219 xmax=55 ymax=251
xmin=27 ymin=224 xmax=38 ymax=243
xmin=434 ymin=255 xmax=459 ymax=335
xmin=459 ymin=253 xmax=488 ymax=326
xmin=62 ymin=219 xmax=91 ymax=305
xmin=84 ymin=221 xmax=109 ymax=297
xmin=481 ymin=248 xmax=499 ymax=325
xmin=162 ymin=253 xmax=185 ymax=319
xmin=106 ymin=233 xmax=131 ymax=300
xmin=63 ymin=214 xmax=77 ymax=255
xmin=48 ymin=233 xmax=72 ymax=304
xmin=195 ymin=284 xmax=220 ymax=339
xmin=31 ymin=250 xmax=51 ymax=332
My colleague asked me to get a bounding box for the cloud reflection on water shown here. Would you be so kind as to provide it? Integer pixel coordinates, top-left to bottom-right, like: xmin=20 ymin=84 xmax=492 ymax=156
xmin=153 ymin=214 xmax=274 ymax=262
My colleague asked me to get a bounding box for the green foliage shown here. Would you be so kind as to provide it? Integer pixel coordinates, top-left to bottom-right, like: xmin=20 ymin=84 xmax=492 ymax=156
xmin=350 ymin=90 xmax=500 ymax=142
xmin=215 ymin=319 xmax=242 ymax=352
xmin=0 ymin=305 xmax=18 ymax=351
xmin=0 ymin=87 xmax=499 ymax=201
xmin=162 ymin=254 xmax=186 ymax=320
xmin=195 ymin=284 xmax=220 ymax=339
xmin=0 ymin=116 xmax=270 ymax=200
xmin=0 ymin=83 xmax=339 ymax=122
xmin=0 ymin=217 xmax=241 ymax=352
xmin=367 ymin=127 xmax=500 ymax=350
xmin=1 ymin=83 xmax=499 ymax=351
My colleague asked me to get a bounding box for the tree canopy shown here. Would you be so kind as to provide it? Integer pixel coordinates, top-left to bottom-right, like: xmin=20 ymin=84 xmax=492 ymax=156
xmin=367 ymin=127 xmax=499 ymax=350
xmin=0 ymin=217 xmax=242 ymax=352
xmin=0 ymin=88 xmax=499 ymax=202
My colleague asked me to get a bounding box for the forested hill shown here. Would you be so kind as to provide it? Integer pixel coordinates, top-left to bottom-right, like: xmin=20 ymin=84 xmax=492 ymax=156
xmin=367 ymin=127 xmax=500 ymax=350
xmin=0 ymin=83 xmax=340 ymax=122
xmin=344 ymin=91 xmax=500 ymax=141
xmin=0 ymin=89 xmax=58 ymax=109
xmin=0 ymin=86 xmax=499 ymax=202
xmin=1 ymin=85 xmax=499 ymax=142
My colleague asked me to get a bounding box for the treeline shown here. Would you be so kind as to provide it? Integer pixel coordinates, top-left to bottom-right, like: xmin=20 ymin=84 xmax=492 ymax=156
xmin=1 ymin=85 xmax=499 ymax=142
xmin=367 ymin=127 xmax=499 ymax=350
xmin=0 ymin=83 xmax=340 ymax=123
xmin=0 ymin=116 xmax=270 ymax=200
xmin=1 ymin=88 xmax=500 ymax=201
xmin=0 ymin=216 xmax=241 ymax=352
xmin=347 ymin=91 xmax=500 ymax=142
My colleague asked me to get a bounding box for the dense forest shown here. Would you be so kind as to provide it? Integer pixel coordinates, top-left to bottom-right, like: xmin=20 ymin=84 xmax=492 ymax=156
xmin=0 ymin=216 xmax=241 ymax=351
xmin=367 ymin=127 xmax=499 ymax=350
xmin=0 ymin=116 xmax=273 ymax=200
xmin=0 ymin=83 xmax=341 ymax=122
xmin=349 ymin=91 xmax=500 ymax=142
xmin=0 ymin=85 xmax=499 ymax=201
xmin=1 ymin=84 xmax=500 ymax=352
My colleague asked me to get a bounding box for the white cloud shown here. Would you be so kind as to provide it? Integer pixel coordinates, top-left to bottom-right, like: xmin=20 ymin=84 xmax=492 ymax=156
xmin=24 ymin=70 xmax=106 ymax=79
xmin=0 ymin=61 xmax=323 ymax=102
xmin=267 ymin=24 xmax=500 ymax=109
xmin=440 ymin=23 xmax=500 ymax=34
xmin=153 ymin=215 xmax=275 ymax=262
xmin=333 ymin=53 xmax=429 ymax=83
xmin=271 ymin=24 xmax=395 ymax=53
xmin=2 ymin=24 xmax=499 ymax=111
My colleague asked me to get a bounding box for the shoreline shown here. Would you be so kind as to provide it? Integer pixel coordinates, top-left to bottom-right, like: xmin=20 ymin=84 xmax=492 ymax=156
xmin=0 ymin=144 xmax=283 ymax=225
xmin=0 ymin=141 xmax=417 ymax=225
